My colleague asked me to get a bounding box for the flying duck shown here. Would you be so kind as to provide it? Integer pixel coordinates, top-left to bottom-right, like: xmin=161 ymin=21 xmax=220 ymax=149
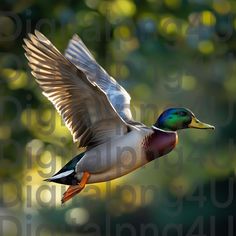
xmin=23 ymin=30 xmax=214 ymax=203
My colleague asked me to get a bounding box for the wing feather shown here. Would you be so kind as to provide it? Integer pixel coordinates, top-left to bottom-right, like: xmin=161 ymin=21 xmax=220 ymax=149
xmin=24 ymin=30 xmax=128 ymax=148
xmin=65 ymin=34 xmax=133 ymax=121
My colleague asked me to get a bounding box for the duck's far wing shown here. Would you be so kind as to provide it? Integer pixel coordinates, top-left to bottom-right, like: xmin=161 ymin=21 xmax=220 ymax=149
xmin=23 ymin=30 xmax=128 ymax=148
xmin=64 ymin=34 xmax=133 ymax=122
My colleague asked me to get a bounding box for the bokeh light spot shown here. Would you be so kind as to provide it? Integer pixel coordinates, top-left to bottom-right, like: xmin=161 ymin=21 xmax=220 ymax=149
xmin=65 ymin=207 xmax=89 ymax=226
xmin=169 ymin=176 xmax=190 ymax=197
xmin=164 ymin=0 xmax=181 ymax=9
xmin=0 ymin=16 xmax=15 ymax=40
xmin=181 ymin=75 xmax=196 ymax=90
xmin=224 ymin=75 xmax=236 ymax=98
xmin=201 ymin=11 xmax=216 ymax=26
xmin=85 ymin=0 xmax=100 ymax=9
xmin=114 ymin=25 xmax=132 ymax=40
xmin=2 ymin=69 xmax=27 ymax=90
xmin=213 ymin=0 xmax=231 ymax=15
xmin=26 ymin=139 xmax=44 ymax=157
xmin=0 ymin=125 xmax=11 ymax=140
xmin=198 ymin=40 xmax=214 ymax=54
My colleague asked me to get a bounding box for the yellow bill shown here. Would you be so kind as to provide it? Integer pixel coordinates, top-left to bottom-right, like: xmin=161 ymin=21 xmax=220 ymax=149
xmin=188 ymin=117 xmax=215 ymax=129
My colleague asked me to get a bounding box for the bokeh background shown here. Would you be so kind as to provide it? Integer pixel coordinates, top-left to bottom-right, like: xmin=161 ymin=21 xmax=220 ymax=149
xmin=0 ymin=0 xmax=236 ymax=235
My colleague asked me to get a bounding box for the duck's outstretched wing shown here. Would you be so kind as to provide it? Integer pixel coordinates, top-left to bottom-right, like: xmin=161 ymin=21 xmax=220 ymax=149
xmin=64 ymin=34 xmax=133 ymax=122
xmin=23 ymin=30 xmax=129 ymax=148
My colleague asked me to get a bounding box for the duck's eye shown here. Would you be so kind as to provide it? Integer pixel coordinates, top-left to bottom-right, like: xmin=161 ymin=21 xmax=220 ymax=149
xmin=178 ymin=111 xmax=187 ymax=116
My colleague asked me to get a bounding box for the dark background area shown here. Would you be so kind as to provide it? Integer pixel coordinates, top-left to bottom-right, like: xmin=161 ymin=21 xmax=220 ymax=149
xmin=0 ymin=0 xmax=236 ymax=235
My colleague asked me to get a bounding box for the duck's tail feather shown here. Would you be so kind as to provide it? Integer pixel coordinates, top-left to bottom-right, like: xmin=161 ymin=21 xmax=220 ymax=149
xmin=44 ymin=170 xmax=74 ymax=182
xmin=44 ymin=152 xmax=85 ymax=185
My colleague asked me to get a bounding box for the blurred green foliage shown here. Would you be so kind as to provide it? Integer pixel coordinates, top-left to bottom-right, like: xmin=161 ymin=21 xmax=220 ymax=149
xmin=0 ymin=0 xmax=236 ymax=235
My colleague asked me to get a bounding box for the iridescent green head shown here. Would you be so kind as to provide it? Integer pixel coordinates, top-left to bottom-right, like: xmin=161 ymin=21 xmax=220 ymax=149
xmin=154 ymin=108 xmax=215 ymax=131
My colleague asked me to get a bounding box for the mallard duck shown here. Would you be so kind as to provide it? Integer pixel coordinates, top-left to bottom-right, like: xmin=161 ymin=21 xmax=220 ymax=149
xmin=23 ymin=30 xmax=214 ymax=203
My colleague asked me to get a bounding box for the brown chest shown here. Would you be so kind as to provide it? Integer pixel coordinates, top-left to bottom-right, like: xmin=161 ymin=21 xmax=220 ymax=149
xmin=142 ymin=129 xmax=178 ymax=162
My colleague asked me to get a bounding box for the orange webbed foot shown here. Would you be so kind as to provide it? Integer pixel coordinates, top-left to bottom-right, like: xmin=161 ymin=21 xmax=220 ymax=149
xmin=61 ymin=172 xmax=90 ymax=204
